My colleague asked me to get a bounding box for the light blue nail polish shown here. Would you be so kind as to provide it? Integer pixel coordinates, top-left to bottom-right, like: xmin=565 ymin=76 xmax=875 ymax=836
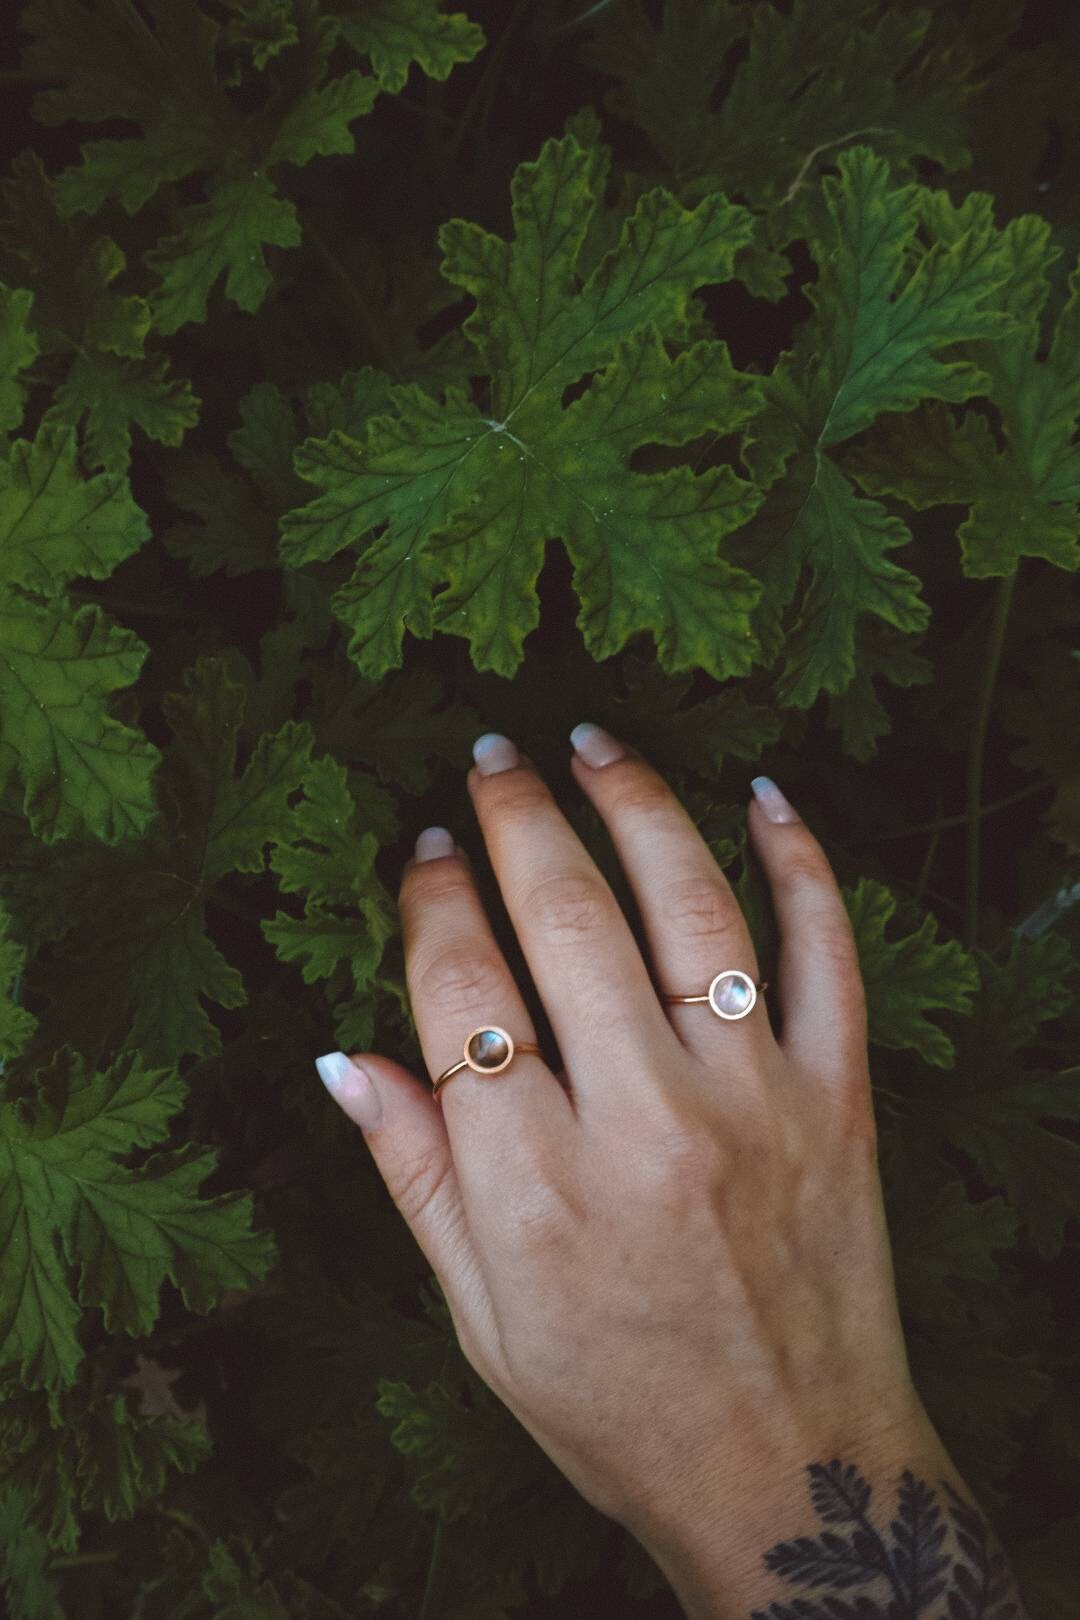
xmin=750 ymin=776 xmax=800 ymax=824
xmin=415 ymin=826 xmax=454 ymax=861
xmin=473 ymin=732 xmax=520 ymax=775
xmin=315 ymin=1051 xmax=383 ymax=1129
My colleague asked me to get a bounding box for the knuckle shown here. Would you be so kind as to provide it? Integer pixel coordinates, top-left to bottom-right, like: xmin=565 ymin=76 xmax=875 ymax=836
xmin=385 ymin=1143 xmax=456 ymax=1229
xmin=605 ymin=773 xmax=673 ymax=820
xmin=782 ymin=845 xmax=837 ymax=891
xmin=485 ymin=777 xmax=549 ymax=828
xmin=399 ymin=862 xmax=470 ymax=917
xmin=524 ymin=870 xmax=611 ymax=943
xmin=654 ymin=873 xmax=735 ymax=939
xmin=414 ymin=942 xmax=507 ymax=1017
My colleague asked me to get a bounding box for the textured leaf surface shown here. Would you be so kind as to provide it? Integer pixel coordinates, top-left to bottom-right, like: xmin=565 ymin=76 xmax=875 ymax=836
xmin=848 ymin=218 xmax=1080 ymax=578
xmin=0 ymin=417 xmax=160 ymax=843
xmin=0 ymin=285 xmax=39 ymax=438
xmin=0 ymin=1047 xmax=276 ymax=1392
xmin=0 ymin=153 xmax=200 ymax=475
xmin=732 ymin=146 xmax=1018 ymax=711
xmin=581 ymin=0 xmax=978 ymax=203
xmin=18 ymin=657 xmax=316 ymax=1066
xmin=19 ymin=0 xmax=394 ymax=332
xmin=0 ymin=1485 xmax=63 ymax=1619
xmin=331 ymin=0 xmax=486 ymax=94
xmin=280 ymin=132 xmax=766 ymax=679
xmin=846 ymin=879 xmax=981 ymax=1067
xmin=932 ymin=1072 xmax=1080 ymax=1260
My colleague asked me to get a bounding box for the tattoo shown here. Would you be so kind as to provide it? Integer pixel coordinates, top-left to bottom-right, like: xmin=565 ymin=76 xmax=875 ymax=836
xmin=749 ymin=1460 xmax=1029 ymax=1619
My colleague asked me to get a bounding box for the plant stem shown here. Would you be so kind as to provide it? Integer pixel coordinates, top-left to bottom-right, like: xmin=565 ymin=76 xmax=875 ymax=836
xmin=418 ymin=1517 xmax=450 ymax=1620
xmin=876 ymin=776 xmax=1053 ymax=841
xmin=964 ymin=571 xmax=1018 ymax=953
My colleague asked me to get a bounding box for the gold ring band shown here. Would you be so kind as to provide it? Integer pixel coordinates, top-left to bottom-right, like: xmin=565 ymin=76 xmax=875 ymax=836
xmin=431 ymin=973 xmax=768 ymax=1101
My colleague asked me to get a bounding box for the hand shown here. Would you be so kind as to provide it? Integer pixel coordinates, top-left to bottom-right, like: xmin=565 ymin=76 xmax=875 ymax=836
xmin=318 ymin=727 xmax=946 ymax=1571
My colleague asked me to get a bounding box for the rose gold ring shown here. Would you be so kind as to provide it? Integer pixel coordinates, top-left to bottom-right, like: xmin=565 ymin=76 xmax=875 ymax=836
xmin=431 ymin=971 xmax=767 ymax=1101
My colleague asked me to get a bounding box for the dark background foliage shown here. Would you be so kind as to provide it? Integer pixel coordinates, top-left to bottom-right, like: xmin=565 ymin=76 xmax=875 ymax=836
xmin=0 ymin=1 xmax=1078 ymax=1615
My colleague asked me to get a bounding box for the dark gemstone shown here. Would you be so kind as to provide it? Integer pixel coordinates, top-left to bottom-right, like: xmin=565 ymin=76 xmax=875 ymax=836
xmin=468 ymin=1029 xmax=510 ymax=1069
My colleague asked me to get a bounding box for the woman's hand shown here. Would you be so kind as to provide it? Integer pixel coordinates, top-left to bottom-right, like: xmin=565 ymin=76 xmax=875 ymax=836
xmin=316 ymin=726 xmax=975 ymax=1614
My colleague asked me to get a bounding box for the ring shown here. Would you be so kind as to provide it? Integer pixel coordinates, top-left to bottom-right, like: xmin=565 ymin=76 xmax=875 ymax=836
xmin=432 ymin=1026 xmax=543 ymax=1100
xmin=431 ymin=970 xmax=767 ymax=1101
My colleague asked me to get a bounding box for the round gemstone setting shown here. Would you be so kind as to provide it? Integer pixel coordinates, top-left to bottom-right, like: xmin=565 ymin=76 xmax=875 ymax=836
xmin=465 ymin=1027 xmax=513 ymax=1072
xmin=708 ymin=970 xmax=756 ymax=1020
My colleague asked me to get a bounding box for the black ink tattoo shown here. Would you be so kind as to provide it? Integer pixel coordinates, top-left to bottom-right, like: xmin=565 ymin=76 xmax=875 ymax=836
xmin=749 ymin=1459 xmax=1029 ymax=1618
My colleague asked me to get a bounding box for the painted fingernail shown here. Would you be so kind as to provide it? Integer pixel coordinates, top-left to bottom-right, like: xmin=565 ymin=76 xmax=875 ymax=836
xmin=315 ymin=1051 xmax=383 ymax=1129
xmin=473 ymin=733 xmax=520 ymax=775
xmin=415 ymin=825 xmax=454 ymax=861
xmin=750 ymin=776 xmax=800 ymax=824
xmin=570 ymin=722 xmax=626 ymax=768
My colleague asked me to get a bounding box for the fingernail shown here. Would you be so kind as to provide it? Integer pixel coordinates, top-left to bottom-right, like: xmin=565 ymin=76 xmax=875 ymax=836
xmin=415 ymin=826 xmax=454 ymax=861
xmin=473 ymin=733 xmax=520 ymax=775
xmin=315 ymin=1051 xmax=383 ymax=1129
xmin=570 ymin=722 xmax=626 ymax=768
xmin=750 ymin=776 xmax=800 ymax=824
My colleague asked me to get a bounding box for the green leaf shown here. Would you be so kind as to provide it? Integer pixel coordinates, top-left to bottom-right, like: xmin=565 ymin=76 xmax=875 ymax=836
xmin=0 ymin=415 xmax=156 ymax=837
xmin=0 ymin=1486 xmax=63 ymax=1619
xmin=0 ymin=418 xmax=151 ymax=598
xmin=890 ymin=1176 xmax=1018 ymax=1326
xmin=40 ymin=352 xmax=200 ymax=479
xmin=582 ymin=0 xmax=978 ymax=204
xmin=281 ymin=132 xmax=766 ymax=679
xmin=823 ymin=619 xmax=935 ymax=764
xmin=847 ymin=218 xmax=1080 ymax=578
xmin=0 ymin=286 xmax=40 ymax=439
xmin=771 ymin=457 xmax=932 ymax=710
xmin=0 ymin=904 xmax=38 ymax=1068
xmin=0 ymin=597 xmax=161 ymax=847
xmin=0 ymin=1047 xmax=277 ymax=1392
xmin=21 ymin=0 xmax=388 ymax=334
xmin=262 ymin=754 xmax=398 ymax=994
xmin=375 ymin=1372 xmax=545 ymax=1525
xmin=331 ymin=0 xmax=486 ymax=95
xmin=933 ymin=1070 xmax=1080 ymax=1261
xmin=0 ymin=154 xmax=199 ymax=476
xmin=731 ymin=146 xmax=1019 ymax=714
xmin=974 ymin=929 xmax=1079 ymax=1057
xmin=806 ymin=165 xmax=1016 ymax=446
xmin=18 ymin=656 xmax=316 ymax=1066
xmin=74 ymin=1393 xmax=212 ymax=1522
xmin=144 ymin=171 xmax=304 ymax=335
xmin=219 ymin=0 xmax=300 ymax=69
xmin=201 ymin=1536 xmax=290 ymax=1619
xmin=847 ymin=878 xmax=981 ymax=1067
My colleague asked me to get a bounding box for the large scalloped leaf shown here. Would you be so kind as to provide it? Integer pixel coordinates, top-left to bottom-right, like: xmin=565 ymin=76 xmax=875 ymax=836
xmin=280 ymin=131 xmax=767 ymax=680
xmin=0 ymin=1047 xmax=277 ymax=1395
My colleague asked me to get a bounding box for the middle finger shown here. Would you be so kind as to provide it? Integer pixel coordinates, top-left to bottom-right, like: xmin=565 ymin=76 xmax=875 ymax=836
xmin=467 ymin=738 xmax=681 ymax=1114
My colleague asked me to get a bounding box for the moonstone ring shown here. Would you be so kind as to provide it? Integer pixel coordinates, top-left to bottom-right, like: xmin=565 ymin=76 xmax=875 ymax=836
xmin=430 ymin=971 xmax=767 ymax=1101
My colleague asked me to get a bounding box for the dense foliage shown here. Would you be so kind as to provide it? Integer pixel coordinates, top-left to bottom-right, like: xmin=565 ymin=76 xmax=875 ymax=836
xmin=1 ymin=0 xmax=1078 ymax=1614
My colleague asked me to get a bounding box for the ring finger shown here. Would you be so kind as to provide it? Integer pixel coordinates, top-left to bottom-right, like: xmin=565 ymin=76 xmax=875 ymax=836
xmin=566 ymin=725 xmax=778 ymax=1078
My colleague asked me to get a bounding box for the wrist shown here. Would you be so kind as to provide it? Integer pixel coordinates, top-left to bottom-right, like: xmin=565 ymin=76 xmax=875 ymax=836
xmin=625 ymin=1410 xmax=1024 ymax=1620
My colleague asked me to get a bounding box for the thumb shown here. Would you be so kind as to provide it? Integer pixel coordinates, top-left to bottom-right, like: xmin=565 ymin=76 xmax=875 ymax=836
xmin=314 ymin=1050 xmax=480 ymax=1313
